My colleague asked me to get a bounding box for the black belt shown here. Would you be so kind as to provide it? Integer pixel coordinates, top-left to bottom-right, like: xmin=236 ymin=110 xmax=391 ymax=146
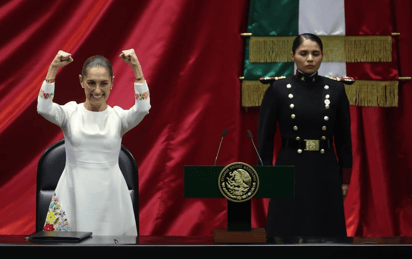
xmin=282 ymin=138 xmax=332 ymax=151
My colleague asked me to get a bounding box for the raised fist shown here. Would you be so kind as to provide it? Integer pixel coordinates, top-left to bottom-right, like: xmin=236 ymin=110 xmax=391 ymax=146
xmin=119 ymin=49 xmax=139 ymax=67
xmin=50 ymin=50 xmax=74 ymax=69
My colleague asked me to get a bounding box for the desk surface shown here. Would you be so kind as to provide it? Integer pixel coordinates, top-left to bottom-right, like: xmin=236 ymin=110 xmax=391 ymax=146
xmin=2 ymin=235 xmax=412 ymax=258
xmin=2 ymin=235 xmax=412 ymax=245
xmin=137 ymin=235 xmax=401 ymax=245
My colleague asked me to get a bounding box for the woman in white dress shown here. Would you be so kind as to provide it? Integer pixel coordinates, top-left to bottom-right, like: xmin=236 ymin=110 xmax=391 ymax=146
xmin=37 ymin=49 xmax=150 ymax=236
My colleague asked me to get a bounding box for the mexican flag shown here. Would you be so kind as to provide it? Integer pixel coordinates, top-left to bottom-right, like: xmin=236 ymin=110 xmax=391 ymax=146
xmin=242 ymin=0 xmax=399 ymax=107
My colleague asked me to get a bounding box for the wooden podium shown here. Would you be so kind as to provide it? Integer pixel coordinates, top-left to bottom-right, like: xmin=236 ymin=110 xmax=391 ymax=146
xmin=184 ymin=165 xmax=294 ymax=243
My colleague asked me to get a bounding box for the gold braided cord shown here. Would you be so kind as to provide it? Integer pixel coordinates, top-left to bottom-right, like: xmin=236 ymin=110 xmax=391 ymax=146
xmin=241 ymin=80 xmax=398 ymax=107
xmin=249 ymin=36 xmax=392 ymax=63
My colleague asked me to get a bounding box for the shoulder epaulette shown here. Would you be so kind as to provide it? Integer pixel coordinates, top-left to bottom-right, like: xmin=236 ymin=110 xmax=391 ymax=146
xmin=259 ymin=76 xmax=287 ymax=84
xmin=328 ymin=76 xmax=356 ymax=85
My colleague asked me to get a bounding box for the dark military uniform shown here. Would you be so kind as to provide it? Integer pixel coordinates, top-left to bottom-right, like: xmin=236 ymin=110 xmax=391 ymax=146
xmin=257 ymin=71 xmax=352 ymax=238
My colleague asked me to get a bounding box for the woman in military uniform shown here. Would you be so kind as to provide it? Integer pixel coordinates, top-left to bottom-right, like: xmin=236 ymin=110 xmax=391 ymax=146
xmin=257 ymin=33 xmax=352 ymax=240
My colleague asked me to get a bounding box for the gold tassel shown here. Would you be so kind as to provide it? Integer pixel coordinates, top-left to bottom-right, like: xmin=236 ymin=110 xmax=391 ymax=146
xmin=345 ymin=36 xmax=392 ymax=62
xmin=241 ymin=80 xmax=398 ymax=107
xmin=241 ymin=80 xmax=269 ymax=107
xmin=386 ymin=82 xmax=398 ymax=107
xmin=377 ymin=83 xmax=386 ymax=107
xmin=368 ymin=84 xmax=377 ymax=106
xmin=249 ymin=37 xmax=294 ymax=63
xmin=343 ymin=80 xmax=398 ymax=107
xmin=320 ymin=36 xmax=346 ymax=62
xmin=358 ymin=82 xmax=369 ymax=106
xmin=249 ymin=36 xmax=392 ymax=63
xmin=344 ymin=84 xmax=357 ymax=105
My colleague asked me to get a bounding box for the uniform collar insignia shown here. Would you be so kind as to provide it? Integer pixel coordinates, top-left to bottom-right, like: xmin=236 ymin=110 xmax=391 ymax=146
xmin=295 ymin=70 xmax=318 ymax=83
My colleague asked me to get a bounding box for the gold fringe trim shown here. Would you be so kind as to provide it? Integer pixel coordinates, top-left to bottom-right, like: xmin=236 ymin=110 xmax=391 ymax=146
xmin=242 ymin=80 xmax=270 ymax=107
xmin=242 ymin=80 xmax=398 ymax=107
xmin=344 ymin=36 xmax=392 ymax=62
xmin=249 ymin=37 xmax=294 ymax=63
xmin=344 ymin=80 xmax=398 ymax=107
xmin=249 ymin=36 xmax=392 ymax=63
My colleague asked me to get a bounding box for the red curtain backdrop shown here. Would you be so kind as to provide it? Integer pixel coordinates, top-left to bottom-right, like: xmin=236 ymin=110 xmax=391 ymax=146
xmin=0 ymin=0 xmax=411 ymax=237
xmin=345 ymin=0 xmax=412 ymax=236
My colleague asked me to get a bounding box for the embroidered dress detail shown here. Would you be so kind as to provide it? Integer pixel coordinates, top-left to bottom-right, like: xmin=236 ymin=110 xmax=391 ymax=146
xmin=135 ymin=91 xmax=149 ymax=100
xmin=43 ymin=193 xmax=70 ymax=231
xmin=39 ymin=89 xmax=54 ymax=100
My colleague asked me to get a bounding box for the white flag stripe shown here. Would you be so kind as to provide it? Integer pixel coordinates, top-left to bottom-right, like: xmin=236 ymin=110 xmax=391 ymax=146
xmin=298 ymin=0 xmax=346 ymax=77
xmin=298 ymin=0 xmax=345 ymax=35
xmin=318 ymin=62 xmax=346 ymax=77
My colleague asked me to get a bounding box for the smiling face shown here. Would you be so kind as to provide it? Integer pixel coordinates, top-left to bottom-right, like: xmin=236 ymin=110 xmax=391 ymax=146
xmin=80 ymin=66 xmax=114 ymax=112
xmin=291 ymin=39 xmax=323 ymax=74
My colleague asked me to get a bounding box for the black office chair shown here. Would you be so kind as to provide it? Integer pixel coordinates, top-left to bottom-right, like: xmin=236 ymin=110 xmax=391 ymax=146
xmin=36 ymin=139 xmax=139 ymax=234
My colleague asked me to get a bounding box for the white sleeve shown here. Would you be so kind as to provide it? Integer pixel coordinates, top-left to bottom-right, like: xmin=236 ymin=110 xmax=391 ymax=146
xmin=113 ymin=82 xmax=151 ymax=135
xmin=37 ymin=80 xmax=76 ymax=128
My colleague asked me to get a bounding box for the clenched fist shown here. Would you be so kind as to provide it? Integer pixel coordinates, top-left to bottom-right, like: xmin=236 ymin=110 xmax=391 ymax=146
xmin=119 ymin=49 xmax=145 ymax=83
xmin=46 ymin=50 xmax=73 ymax=81
xmin=119 ymin=49 xmax=140 ymax=67
xmin=50 ymin=50 xmax=74 ymax=69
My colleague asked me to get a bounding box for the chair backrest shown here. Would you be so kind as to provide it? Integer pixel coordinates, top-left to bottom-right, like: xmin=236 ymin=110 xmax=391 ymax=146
xmin=36 ymin=139 xmax=139 ymax=233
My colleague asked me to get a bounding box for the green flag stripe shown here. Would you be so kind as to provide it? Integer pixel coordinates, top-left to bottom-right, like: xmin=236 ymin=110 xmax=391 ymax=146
xmin=244 ymin=0 xmax=299 ymax=79
xmin=243 ymin=38 xmax=294 ymax=79
xmin=247 ymin=0 xmax=299 ymax=36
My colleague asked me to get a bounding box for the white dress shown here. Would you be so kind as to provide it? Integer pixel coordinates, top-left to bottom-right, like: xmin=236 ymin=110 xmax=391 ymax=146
xmin=37 ymin=80 xmax=150 ymax=236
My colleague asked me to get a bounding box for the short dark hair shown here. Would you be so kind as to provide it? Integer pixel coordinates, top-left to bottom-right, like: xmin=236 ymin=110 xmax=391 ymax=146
xmin=292 ymin=33 xmax=323 ymax=54
xmin=81 ymin=55 xmax=113 ymax=78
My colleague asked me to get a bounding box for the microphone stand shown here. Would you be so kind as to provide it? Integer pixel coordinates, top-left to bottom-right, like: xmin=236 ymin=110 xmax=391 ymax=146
xmin=214 ymin=129 xmax=227 ymax=166
xmin=247 ymin=130 xmax=264 ymax=166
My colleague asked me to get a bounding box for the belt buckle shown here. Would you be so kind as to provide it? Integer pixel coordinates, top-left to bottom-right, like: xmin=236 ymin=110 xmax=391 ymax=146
xmin=304 ymin=139 xmax=319 ymax=151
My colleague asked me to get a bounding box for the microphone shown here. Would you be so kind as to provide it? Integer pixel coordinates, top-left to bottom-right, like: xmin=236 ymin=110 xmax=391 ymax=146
xmin=214 ymin=129 xmax=227 ymax=166
xmin=247 ymin=130 xmax=264 ymax=166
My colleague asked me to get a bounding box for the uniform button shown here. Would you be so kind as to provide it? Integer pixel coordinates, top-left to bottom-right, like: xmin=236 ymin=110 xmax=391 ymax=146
xmin=321 ymin=136 xmax=326 ymax=140
xmin=296 ymin=136 xmax=300 ymax=140
xmin=288 ymin=93 xmax=294 ymax=99
xmin=325 ymin=104 xmax=330 ymax=109
xmin=287 ymin=84 xmax=292 ymax=89
xmin=322 ymin=126 xmax=327 ymax=131
xmin=291 ymin=114 xmax=296 ymax=119
xmin=324 ymin=99 xmax=330 ymax=105
xmin=297 ymin=149 xmax=303 ymax=154
xmin=324 ymin=85 xmax=329 ymax=89
xmin=320 ymin=149 xmax=325 ymax=154
xmin=324 ymin=116 xmax=329 ymax=121
xmin=293 ymin=126 xmax=298 ymax=131
xmin=290 ymin=104 xmax=294 ymax=109
xmin=325 ymin=94 xmax=330 ymax=99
